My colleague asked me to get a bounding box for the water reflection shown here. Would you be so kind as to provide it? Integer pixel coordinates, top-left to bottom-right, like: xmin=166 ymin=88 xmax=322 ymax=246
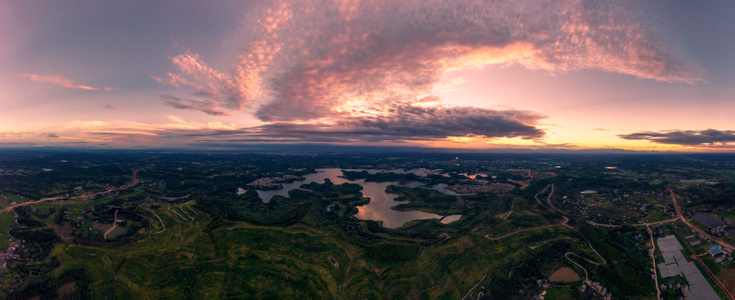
xmin=459 ymin=173 xmax=488 ymax=179
xmin=440 ymin=215 xmax=462 ymax=224
xmin=255 ymin=168 xmax=348 ymax=201
xmin=354 ymin=180 xmax=442 ymax=228
xmin=360 ymin=168 xmax=440 ymax=177
xmin=247 ymin=168 xmax=461 ymax=228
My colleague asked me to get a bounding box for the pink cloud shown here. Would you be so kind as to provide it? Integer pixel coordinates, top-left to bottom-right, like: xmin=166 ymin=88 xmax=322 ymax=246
xmin=155 ymin=0 xmax=703 ymax=124
xmin=21 ymin=73 xmax=117 ymax=91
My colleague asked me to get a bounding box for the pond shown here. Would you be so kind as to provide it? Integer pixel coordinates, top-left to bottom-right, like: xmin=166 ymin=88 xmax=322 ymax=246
xmin=244 ymin=168 xmax=462 ymax=228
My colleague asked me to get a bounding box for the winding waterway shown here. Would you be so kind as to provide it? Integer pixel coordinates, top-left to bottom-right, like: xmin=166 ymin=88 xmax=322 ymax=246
xmin=243 ymin=168 xmax=462 ymax=228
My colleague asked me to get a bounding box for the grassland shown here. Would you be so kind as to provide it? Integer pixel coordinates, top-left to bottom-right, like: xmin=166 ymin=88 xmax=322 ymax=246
xmin=5 ymin=177 xmax=627 ymax=299
xmin=36 ymin=210 xmax=586 ymax=298
xmin=0 ymin=211 xmax=14 ymax=249
xmin=3 ymin=151 xmax=691 ymax=299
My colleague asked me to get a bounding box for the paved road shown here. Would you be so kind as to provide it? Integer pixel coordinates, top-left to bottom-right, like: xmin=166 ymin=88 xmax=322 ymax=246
xmin=486 ymin=184 xmax=567 ymax=240
xmin=144 ymin=208 xmax=166 ymax=234
xmin=646 ymin=225 xmax=661 ymax=300
xmin=565 ymin=252 xmax=589 ymax=281
xmin=534 ymin=184 xmax=552 ymax=207
xmin=478 ymin=183 xmax=609 ymax=299
xmin=586 ymin=218 xmax=679 ymax=228
xmin=3 ymin=171 xmax=139 ymax=212
xmin=461 ymin=274 xmax=486 ymax=300
xmin=545 ymin=184 xmax=558 ymax=212
xmin=669 ymin=189 xmax=735 ymax=299
xmin=103 ymin=209 xmax=120 ymax=239
xmin=485 ymin=216 xmax=569 ymax=240
xmin=565 ymin=252 xmax=606 ymax=298
xmin=668 ymin=188 xmax=735 ymax=251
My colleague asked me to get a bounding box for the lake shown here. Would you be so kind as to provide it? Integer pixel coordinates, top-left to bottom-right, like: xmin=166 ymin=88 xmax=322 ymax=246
xmin=245 ymin=168 xmax=461 ymax=228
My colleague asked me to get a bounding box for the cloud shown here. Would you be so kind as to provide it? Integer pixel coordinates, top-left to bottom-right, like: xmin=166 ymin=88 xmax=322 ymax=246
xmin=44 ymin=119 xmax=240 ymax=147
xmin=619 ymin=129 xmax=735 ymax=146
xmin=104 ymin=104 xmax=117 ymax=110
xmin=159 ymin=94 xmax=230 ymax=116
xmin=342 ymin=103 xmax=545 ymax=140
xmin=184 ymin=103 xmax=545 ymax=143
xmin=155 ymin=0 xmax=702 ymax=120
xmin=21 ymin=73 xmax=117 ymax=91
xmin=0 ymin=132 xmax=60 ymax=147
xmin=28 ymin=103 xmax=541 ymax=148
xmin=0 ymin=131 xmax=57 ymax=138
xmin=59 ymin=119 xmax=236 ymax=135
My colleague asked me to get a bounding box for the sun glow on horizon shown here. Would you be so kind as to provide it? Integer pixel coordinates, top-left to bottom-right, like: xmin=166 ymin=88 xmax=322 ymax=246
xmin=1 ymin=1 xmax=733 ymax=152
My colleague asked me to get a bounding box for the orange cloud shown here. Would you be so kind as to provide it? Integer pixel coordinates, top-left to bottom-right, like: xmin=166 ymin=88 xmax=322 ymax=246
xmin=21 ymin=73 xmax=117 ymax=91
xmin=155 ymin=0 xmax=702 ymax=123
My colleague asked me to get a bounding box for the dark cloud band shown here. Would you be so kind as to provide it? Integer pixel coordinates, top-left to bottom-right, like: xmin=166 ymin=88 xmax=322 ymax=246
xmin=179 ymin=104 xmax=544 ymax=142
xmin=619 ymin=129 xmax=735 ymax=146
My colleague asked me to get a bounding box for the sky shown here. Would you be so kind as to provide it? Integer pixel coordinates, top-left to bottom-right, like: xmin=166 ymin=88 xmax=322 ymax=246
xmin=2 ymin=0 xmax=735 ymax=152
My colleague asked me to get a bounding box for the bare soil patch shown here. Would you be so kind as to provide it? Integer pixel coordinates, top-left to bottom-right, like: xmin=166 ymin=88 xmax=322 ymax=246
xmin=719 ymin=268 xmax=735 ymax=294
xmin=549 ymin=267 xmax=580 ymax=283
xmin=56 ymin=281 xmax=76 ymax=296
xmin=49 ymin=224 xmax=75 ymax=243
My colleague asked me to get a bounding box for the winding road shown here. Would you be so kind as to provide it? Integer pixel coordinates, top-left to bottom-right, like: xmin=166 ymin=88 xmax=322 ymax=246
xmin=144 ymin=208 xmax=166 ymax=234
xmin=103 ymin=209 xmax=119 ymax=239
xmin=169 ymin=206 xmax=189 ymax=222
xmin=565 ymin=252 xmax=608 ymax=298
xmin=474 ymin=183 xmax=610 ymax=299
xmin=486 ymin=184 xmax=567 ymax=240
xmin=534 ymin=184 xmax=552 ymax=208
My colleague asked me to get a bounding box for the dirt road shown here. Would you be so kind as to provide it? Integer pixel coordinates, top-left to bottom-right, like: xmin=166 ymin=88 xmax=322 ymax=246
xmin=668 ymin=188 xmax=735 ymax=251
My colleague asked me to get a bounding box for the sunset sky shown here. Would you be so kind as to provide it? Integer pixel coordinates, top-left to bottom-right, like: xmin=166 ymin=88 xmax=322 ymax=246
xmin=2 ymin=0 xmax=735 ymax=151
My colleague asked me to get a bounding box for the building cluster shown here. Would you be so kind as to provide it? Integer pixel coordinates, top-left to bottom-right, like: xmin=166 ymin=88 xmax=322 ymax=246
xmin=0 ymin=244 xmax=20 ymax=267
xmin=686 ymin=233 xmax=734 ymax=264
xmin=586 ymin=281 xmax=614 ymax=299
xmin=660 ymin=282 xmax=690 ymax=297
xmin=530 ymin=278 xmax=550 ymax=300
xmin=446 ymin=182 xmax=516 ymax=194
xmin=706 ymin=244 xmax=733 ymax=264
xmin=705 ymin=224 xmax=730 ymax=237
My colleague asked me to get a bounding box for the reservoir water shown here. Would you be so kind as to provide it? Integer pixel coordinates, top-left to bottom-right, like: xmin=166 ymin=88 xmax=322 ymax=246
xmin=246 ymin=168 xmax=461 ymax=228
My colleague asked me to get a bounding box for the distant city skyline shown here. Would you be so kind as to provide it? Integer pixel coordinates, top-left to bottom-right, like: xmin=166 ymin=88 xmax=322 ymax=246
xmin=2 ymin=0 xmax=735 ymax=151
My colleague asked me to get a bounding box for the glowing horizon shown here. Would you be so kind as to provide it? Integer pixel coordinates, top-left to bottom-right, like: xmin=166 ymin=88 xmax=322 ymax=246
xmin=2 ymin=1 xmax=735 ymax=152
